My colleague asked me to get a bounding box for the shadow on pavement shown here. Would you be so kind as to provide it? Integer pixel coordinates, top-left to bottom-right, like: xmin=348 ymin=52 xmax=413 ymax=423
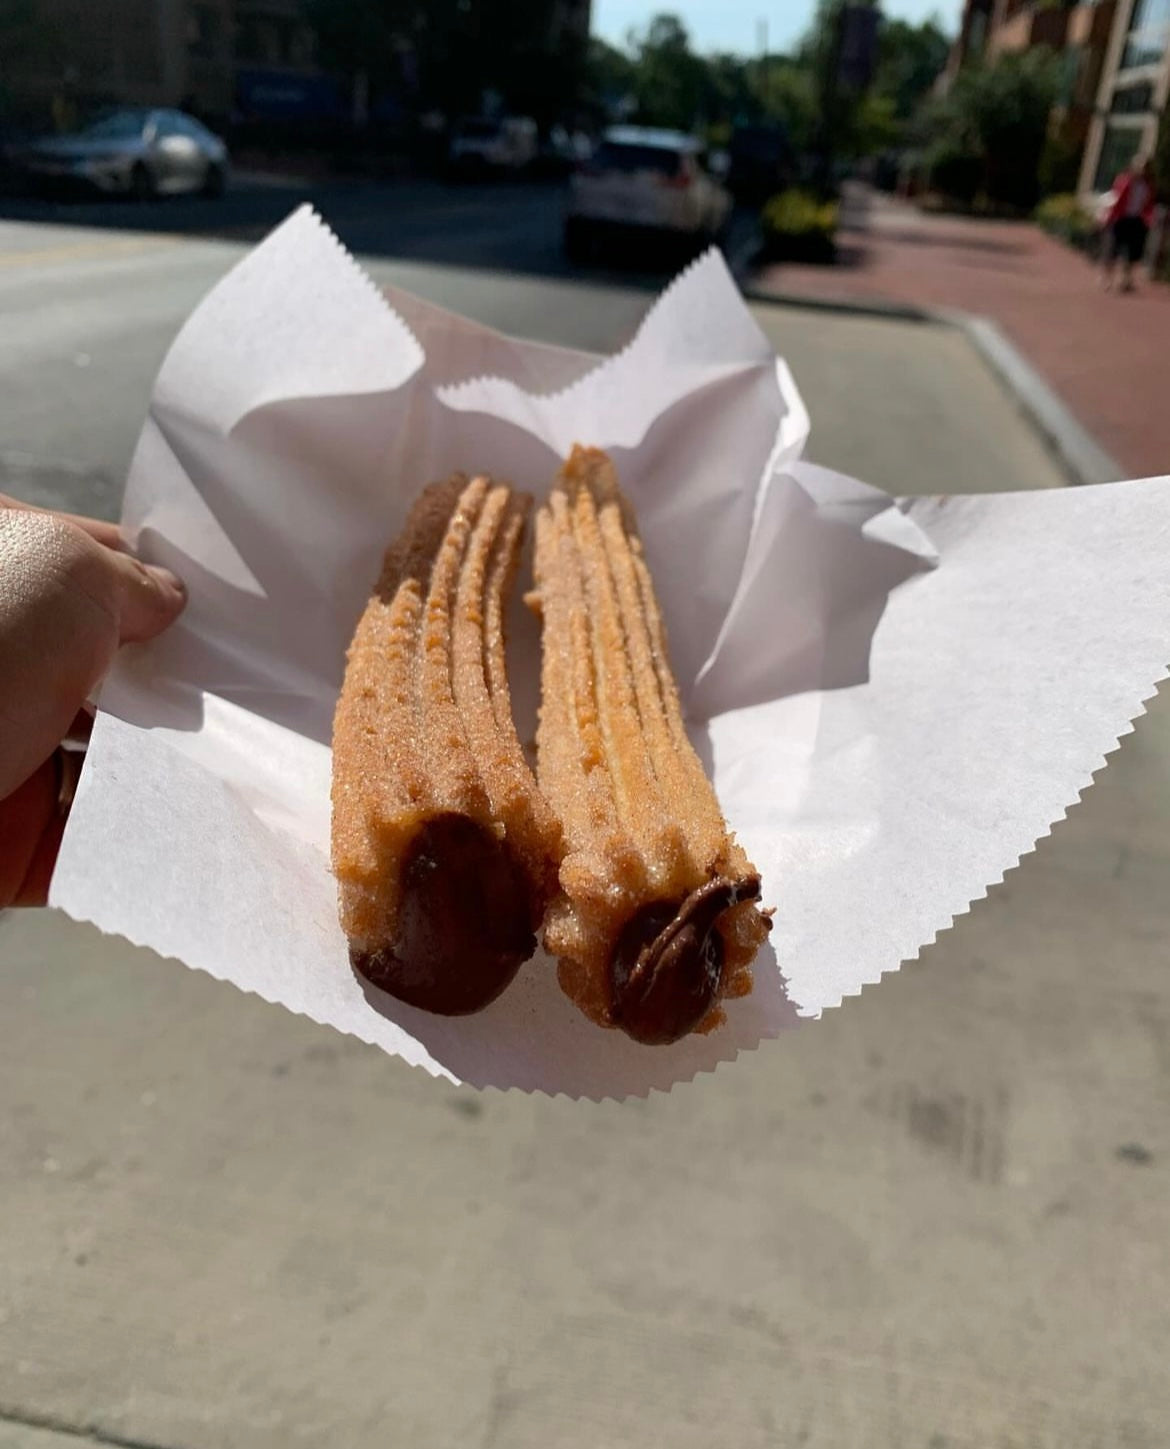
xmin=0 ymin=172 xmax=758 ymax=294
xmin=870 ymin=226 xmax=1028 ymax=255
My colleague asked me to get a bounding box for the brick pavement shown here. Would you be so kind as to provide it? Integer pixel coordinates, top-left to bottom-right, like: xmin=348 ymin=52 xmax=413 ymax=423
xmin=753 ymin=188 xmax=1170 ymax=481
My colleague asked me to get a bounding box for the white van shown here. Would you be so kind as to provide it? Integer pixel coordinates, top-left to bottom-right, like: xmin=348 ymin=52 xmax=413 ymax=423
xmin=448 ymin=116 xmax=538 ymax=176
xmin=565 ymin=126 xmax=731 ymax=258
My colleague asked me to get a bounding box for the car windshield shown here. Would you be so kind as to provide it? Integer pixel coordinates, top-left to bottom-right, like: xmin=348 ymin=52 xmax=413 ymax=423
xmin=594 ymin=142 xmax=683 ymax=177
xmin=78 ymin=111 xmax=147 ymax=142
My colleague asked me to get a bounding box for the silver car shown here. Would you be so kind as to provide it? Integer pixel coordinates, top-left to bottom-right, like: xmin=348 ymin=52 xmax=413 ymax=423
xmin=11 ymin=107 xmax=229 ymax=199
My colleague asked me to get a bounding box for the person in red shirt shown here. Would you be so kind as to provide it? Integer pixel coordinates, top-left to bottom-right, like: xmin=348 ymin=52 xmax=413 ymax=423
xmin=1103 ymin=155 xmax=1157 ymax=292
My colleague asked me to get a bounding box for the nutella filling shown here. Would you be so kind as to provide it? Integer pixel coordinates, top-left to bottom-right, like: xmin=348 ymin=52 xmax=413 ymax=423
xmin=352 ymin=812 xmax=535 ymax=1016
xmin=608 ymin=875 xmax=763 ymax=1045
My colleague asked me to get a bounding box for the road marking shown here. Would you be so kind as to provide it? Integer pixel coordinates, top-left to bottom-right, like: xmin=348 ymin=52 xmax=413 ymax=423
xmin=0 ymin=234 xmax=175 ymax=269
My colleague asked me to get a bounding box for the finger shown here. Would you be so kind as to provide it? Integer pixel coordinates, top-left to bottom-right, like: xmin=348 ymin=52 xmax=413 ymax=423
xmin=0 ymin=489 xmax=129 ymax=550
xmin=103 ymin=548 xmax=188 ymax=644
xmin=59 ymin=513 xmax=128 ymax=552
xmin=0 ymin=756 xmax=62 ymax=908
xmin=0 ymin=492 xmax=127 ymax=550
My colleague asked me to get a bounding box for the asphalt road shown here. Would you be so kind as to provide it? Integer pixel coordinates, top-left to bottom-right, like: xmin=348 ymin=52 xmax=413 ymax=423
xmin=0 ymin=173 xmax=1062 ymax=516
xmin=3 ymin=187 xmax=1168 ymax=1448
xmin=0 ymin=173 xmax=575 ymax=268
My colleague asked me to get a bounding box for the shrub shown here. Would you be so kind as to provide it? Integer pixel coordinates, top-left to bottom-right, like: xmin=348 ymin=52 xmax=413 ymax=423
xmin=760 ymin=188 xmax=839 ymax=262
xmin=1038 ymin=133 xmax=1082 ymax=197
xmin=1034 ymin=192 xmax=1095 ymax=248
xmin=927 ymin=143 xmax=982 ymax=205
xmin=918 ymin=51 xmax=1060 ymax=210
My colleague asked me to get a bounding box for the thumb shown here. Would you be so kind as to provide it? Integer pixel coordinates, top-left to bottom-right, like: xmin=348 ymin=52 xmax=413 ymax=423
xmin=102 ymin=549 xmax=187 ymax=644
xmin=0 ymin=512 xmax=187 ymax=801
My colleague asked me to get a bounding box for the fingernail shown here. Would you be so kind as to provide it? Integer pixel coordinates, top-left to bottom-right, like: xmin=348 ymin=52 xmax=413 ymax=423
xmin=145 ymin=563 xmax=187 ymax=601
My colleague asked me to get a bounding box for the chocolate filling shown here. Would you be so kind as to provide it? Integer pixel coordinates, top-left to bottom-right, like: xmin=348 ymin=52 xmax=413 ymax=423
xmin=351 ymin=812 xmax=535 ymax=1016
xmin=608 ymin=875 xmax=763 ymax=1045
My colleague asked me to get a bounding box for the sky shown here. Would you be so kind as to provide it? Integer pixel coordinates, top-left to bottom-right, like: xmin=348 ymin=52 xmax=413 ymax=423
xmin=592 ymin=0 xmax=963 ymax=55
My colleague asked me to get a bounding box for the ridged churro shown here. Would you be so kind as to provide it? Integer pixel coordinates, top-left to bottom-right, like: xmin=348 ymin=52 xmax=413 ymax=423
xmin=529 ymin=446 xmax=770 ymax=1044
xmin=332 ymin=475 xmax=561 ymax=1015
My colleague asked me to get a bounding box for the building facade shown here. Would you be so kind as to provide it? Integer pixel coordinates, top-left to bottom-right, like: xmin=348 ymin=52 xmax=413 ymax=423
xmin=1079 ymin=0 xmax=1170 ymax=194
xmin=944 ymin=0 xmax=1168 ymax=196
xmin=947 ymin=0 xmax=1119 ymax=152
xmin=0 ymin=0 xmax=235 ymax=128
xmin=1 ymin=0 xmax=594 ymax=134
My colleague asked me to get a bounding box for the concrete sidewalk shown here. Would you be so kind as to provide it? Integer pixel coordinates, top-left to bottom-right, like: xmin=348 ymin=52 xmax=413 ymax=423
xmin=2 ymin=680 xmax=1169 ymax=1449
xmin=753 ymin=188 xmax=1170 ymax=482
xmin=0 ymin=238 xmax=1161 ymax=1449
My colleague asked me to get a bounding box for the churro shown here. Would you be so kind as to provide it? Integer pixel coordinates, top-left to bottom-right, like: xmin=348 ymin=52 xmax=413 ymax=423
xmin=332 ymin=475 xmax=560 ymax=1015
xmin=529 ymin=446 xmax=770 ymax=1044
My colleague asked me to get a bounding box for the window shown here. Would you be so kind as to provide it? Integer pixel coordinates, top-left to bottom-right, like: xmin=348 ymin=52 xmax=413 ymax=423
xmin=154 ymin=113 xmax=186 ymax=139
xmin=594 ymin=143 xmax=684 ymax=177
xmin=1094 ymin=121 xmax=1144 ymax=189
xmin=168 ymin=111 xmax=213 ymax=142
xmin=1120 ymin=0 xmax=1170 ymax=70
xmin=78 ymin=109 xmax=149 ymax=142
xmin=1111 ymin=80 xmax=1155 ymax=113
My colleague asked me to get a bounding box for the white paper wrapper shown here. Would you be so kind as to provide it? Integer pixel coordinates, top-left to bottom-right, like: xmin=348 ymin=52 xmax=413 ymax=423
xmin=50 ymin=206 xmax=1170 ymax=1099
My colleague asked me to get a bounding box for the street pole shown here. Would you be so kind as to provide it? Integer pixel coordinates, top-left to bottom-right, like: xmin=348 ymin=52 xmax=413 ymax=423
xmin=818 ymin=3 xmax=845 ymax=196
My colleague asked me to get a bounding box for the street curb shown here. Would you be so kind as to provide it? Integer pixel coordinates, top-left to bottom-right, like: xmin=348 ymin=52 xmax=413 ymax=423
xmin=745 ymin=278 xmax=1123 ymax=487
xmin=743 ymin=282 xmax=934 ymax=324
xmin=942 ymin=310 xmax=1124 ymax=488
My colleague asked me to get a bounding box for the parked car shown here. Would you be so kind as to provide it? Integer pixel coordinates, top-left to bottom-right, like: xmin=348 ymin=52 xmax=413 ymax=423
xmin=7 ymin=107 xmax=229 ymax=199
xmin=564 ymin=126 xmax=731 ymax=262
xmin=534 ymin=124 xmax=593 ymax=179
xmin=447 ymin=116 xmax=538 ymax=178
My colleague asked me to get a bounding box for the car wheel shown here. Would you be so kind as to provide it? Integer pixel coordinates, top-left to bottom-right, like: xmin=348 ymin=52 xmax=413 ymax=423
xmin=130 ymin=162 xmax=155 ymax=202
xmin=203 ymin=162 xmax=227 ymax=198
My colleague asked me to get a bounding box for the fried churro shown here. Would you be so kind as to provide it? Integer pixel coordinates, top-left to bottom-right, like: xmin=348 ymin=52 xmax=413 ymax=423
xmin=332 ymin=475 xmax=561 ymax=1015
xmin=529 ymin=446 xmax=770 ymax=1044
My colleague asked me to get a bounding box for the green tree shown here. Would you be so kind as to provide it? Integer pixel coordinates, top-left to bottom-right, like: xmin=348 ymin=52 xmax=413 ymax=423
xmin=926 ymin=50 xmax=1060 ymax=208
xmin=580 ymin=4 xmax=950 ymax=165
xmin=856 ymin=90 xmax=899 ymax=154
xmin=795 ymin=0 xmax=885 ymax=180
xmin=694 ymin=50 xmax=818 ymax=149
xmin=873 ymin=17 xmax=949 ymax=123
xmin=704 ymin=51 xmax=754 ymax=126
xmin=584 ymin=35 xmax=637 ymax=120
xmin=795 ymin=3 xmax=948 ymax=162
xmin=756 ymin=59 xmax=819 ymax=151
xmin=627 ymin=13 xmax=708 ymax=130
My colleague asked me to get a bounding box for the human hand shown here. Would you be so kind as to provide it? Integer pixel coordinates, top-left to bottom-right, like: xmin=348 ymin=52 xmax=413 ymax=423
xmin=0 ymin=497 xmax=186 ymax=906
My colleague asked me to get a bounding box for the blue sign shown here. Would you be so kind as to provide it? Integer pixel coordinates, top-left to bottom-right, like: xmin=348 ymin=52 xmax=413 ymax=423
xmin=236 ymin=68 xmax=347 ymax=122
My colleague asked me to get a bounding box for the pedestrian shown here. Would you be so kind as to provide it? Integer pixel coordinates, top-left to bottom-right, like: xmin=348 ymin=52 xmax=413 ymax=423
xmin=0 ymin=496 xmax=186 ymax=907
xmin=1102 ymin=154 xmax=1156 ymax=293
